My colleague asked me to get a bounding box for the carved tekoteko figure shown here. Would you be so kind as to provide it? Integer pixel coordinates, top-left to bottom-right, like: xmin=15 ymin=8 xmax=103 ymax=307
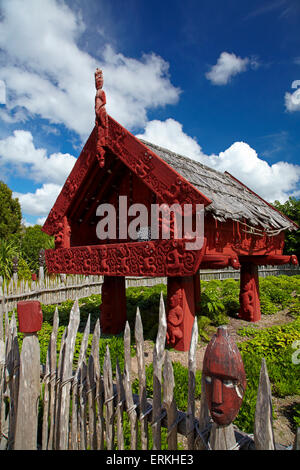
xmin=166 ymin=280 xmax=184 ymax=347
xmin=95 ymin=68 xmax=108 ymax=168
xmin=203 ymin=326 xmax=246 ymax=426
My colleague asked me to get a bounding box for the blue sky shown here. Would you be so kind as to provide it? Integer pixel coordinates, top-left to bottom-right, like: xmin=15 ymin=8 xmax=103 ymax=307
xmin=0 ymin=0 xmax=300 ymax=226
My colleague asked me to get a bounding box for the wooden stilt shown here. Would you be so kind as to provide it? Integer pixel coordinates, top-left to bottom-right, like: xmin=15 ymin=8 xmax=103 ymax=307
xmin=166 ymin=276 xmax=196 ymax=352
xmin=100 ymin=276 xmax=126 ymax=334
xmin=239 ymin=263 xmax=261 ymax=322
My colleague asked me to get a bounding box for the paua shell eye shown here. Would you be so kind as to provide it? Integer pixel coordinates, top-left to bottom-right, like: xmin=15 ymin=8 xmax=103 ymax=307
xmin=205 ymin=376 xmax=212 ymax=384
xmin=223 ymin=379 xmax=234 ymax=387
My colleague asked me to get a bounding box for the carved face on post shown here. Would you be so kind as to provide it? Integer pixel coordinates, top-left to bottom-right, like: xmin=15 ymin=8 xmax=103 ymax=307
xmin=95 ymin=68 xmax=104 ymax=90
xmin=203 ymin=326 xmax=246 ymax=426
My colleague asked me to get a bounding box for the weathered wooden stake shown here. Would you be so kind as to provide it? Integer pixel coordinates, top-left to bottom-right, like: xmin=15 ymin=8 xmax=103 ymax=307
xmin=14 ymin=301 xmax=42 ymax=450
xmin=254 ymin=358 xmax=275 ymax=450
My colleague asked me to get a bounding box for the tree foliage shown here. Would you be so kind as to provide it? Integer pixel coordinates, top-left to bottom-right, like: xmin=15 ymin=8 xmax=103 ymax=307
xmin=21 ymin=225 xmax=54 ymax=273
xmin=0 ymin=181 xmax=22 ymax=240
xmin=272 ymin=197 xmax=300 ymax=260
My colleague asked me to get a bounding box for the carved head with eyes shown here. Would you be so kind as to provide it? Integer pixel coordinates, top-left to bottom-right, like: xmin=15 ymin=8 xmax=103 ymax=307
xmin=203 ymin=326 xmax=246 ymax=426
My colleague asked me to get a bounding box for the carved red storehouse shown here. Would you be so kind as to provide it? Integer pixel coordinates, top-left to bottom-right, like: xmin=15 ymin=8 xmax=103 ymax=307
xmin=42 ymin=70 xmax=298 ymax=351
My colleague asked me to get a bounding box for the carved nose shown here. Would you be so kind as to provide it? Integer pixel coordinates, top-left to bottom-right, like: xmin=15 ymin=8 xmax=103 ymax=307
xmin=212 ymin=378 xmax=223 ymax=405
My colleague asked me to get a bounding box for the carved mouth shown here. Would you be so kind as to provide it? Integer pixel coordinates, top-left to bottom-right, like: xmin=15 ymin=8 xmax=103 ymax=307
xmin=212 ymin=408 xmax=223 ymax=416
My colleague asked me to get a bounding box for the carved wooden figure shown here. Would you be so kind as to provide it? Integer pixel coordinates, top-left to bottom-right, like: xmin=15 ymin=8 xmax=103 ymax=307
xmin=239 ymin=262 xmax=261 ymax=322
xmin=202 ymin=325 xmax=246 ymax=426
xmin=166 ymin=276 xmax=197 ymax=352
xmin=95 ymin=68 xmax=108 ymax=168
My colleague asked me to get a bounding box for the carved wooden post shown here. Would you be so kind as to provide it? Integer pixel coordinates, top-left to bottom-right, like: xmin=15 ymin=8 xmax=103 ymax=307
xmin=239 ymin=262 xmax=261 ymax=322
xmin=166 ymin=276 xmax=196 ymax=351
xmin=12 ymin=256 xmax=18 ymax=284
xmin=38 ymin=249 xmax=45 ymax=284
xmin=100 ymin=276 xmax=126 ymax=334
xmin=14 ymin=301 xmax=42 ymax=450
xmin=203 ymin=326 xmax=246 ymax=450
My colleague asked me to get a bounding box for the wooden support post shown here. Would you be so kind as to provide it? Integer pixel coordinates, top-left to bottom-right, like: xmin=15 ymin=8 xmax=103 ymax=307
xmin=193 ymin=271 xmax=201 ymax=316
xmin=14 ymin=301 xmax=42 ymax=450
xmin=100 ymin=276 xmax=126 ymax=334
xmin=239 ymin=262 xmax=261 ymax=322
xmin=166 ymin=276 xmax=196 ymax=352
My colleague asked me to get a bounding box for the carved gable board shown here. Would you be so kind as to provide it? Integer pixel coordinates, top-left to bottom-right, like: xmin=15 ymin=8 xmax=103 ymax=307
xmin=42 ymin=116 xmax=211 ymax=276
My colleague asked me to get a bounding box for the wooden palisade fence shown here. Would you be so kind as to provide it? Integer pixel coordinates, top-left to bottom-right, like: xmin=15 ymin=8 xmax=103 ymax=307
xmin=1 ymin=263 xmax=299 ymax=312
xmin=0 ymin=295 xmax=298 ymax=451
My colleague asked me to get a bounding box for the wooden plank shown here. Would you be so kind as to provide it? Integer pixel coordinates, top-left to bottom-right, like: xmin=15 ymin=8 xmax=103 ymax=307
xmin=46 ymin=308 xmax=59 ymax=450
xmin=77 ymin=315 xmax=90 ymax=450
xmin=115 ymin=359 xmax=125 ymax=450
xmin=54 ymin=327 xmax=67 ymax=449
xmin=103 ymin=345 xmax=115 ymax=450
xmin=57 ymin=299 xmax=80 ymax=449
xmin=209 ymin=423 xmax=237 ymax=450
xmin=0 ymin=302 xmax=6 ymax=448
xmin=152 ymin=292 xmax=167 ymax=450
xmin=123 ymin=321 xmax=138 ymax=449
xmin=7 ymin=313 xmax=20 ymax=449
xmin=195 ymin=375 xmax=211 ymax=450
xmin=187 ymin=318 xmax=198 ymax=450
xmin=254 ymin=358 xmax=275 ymax=450
xmin=134 ymin=307 xmax=148 ymax=449
xmin=87 ymin=318 xmax=100 ymax=450
xmin=163 ymin=351 xmax=177 ymax=450
xmin=14 ymin=330 xmax=40 ymax=449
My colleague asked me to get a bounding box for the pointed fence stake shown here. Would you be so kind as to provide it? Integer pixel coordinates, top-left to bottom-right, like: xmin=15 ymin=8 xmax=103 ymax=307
xmin=254 ymin=358 xmax=275 ymax=450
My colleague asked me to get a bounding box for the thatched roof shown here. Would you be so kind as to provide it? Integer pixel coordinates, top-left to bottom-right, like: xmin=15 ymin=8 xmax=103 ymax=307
xmin=139 ymin=139 xmax=297 ymax=233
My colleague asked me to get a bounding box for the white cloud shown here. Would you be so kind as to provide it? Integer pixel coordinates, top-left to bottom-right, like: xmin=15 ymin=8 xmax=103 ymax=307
xmin=206 ymin=52 xmax=250 ymax=85
xmin=285 ymin=86 xmax=300 ymax=112
xmin=136 ymin=118 xmax=206 ymax=160
xmin=13 ymin=183 xmax=62 ymax=217
xmin=0 ymin=0 xmax=180 ymax=138
xmin=137 ymin=119 xmax=300 ymax=203
xmin=0 ymin=80 xmax=6 ymax=104
xmin=36 ymin=216 xmax=47 ymax=225
xmin=0 ymin=130 xmax=76 ymax=185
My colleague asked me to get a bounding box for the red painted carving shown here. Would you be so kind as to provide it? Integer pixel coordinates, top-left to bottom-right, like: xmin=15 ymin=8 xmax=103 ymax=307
xmin=239 ymin=263 xmax=261 ymax=322
xmin=54 ymin=216 xmax=71 ymax=249
xmin=45 ymin=239 xmax=205 ymax=277
xmin=199 ymin=254 xmax=240 ymax=270
xmin=203 ymin=326 xmax=246 ymax=426
xmin=239 ymin=254 xmax=298 ymax=266
xmin=100 ymin=276 xmax=126 ymax=334
xmin=166 ymin=276 xmax=197 ymax=351
xmin=166 ymin=278 xmax=184 ymax=347
xmin=17 ymin=300 xmax=43 ymax=333
xmin=95 ymin=68 xmax=108 ymax=168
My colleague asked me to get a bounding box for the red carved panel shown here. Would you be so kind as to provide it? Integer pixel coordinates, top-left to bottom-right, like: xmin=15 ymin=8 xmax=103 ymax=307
xmin=203 ymin=326 xmax=246 ymax=426
xmin=204 ymin=216 xmax=286 ymax=258
xmin=45 ymin=239 xmax=205 ymax=277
